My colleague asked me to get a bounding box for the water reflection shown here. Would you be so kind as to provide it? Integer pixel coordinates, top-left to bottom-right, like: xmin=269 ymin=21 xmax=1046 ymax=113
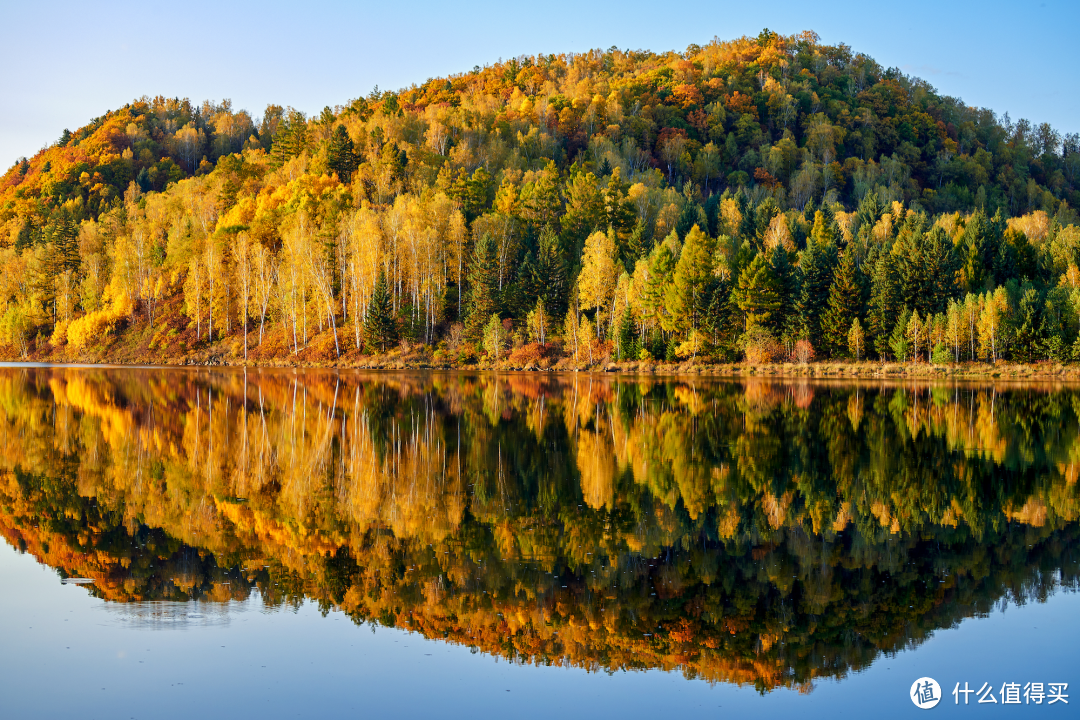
xmin=0 ymin=368 xmax=1077 ymax=692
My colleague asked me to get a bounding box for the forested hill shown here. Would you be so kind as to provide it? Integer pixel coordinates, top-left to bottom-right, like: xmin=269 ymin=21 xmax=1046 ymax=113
xmin=1 ymin=29 xmax=1079 ymax=366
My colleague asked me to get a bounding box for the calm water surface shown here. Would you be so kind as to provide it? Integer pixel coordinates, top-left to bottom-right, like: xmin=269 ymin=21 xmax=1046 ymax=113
xmin=0 ymin=367 xmax=1077 ymax=719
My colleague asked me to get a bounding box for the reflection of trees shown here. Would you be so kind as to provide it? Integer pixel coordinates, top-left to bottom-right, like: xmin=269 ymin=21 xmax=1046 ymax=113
xmin=0 ymin=369 xmax=1079 ymax=691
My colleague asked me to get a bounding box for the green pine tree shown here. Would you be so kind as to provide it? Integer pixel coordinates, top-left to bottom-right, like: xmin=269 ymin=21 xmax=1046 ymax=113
xmin=770 ymin=245 xmax=800 ymax=344
xmin=888 ymin=306 xmax=912 ymax=361
xmin=466 ymin=233 xmax=500 ymax=340
xmin=327 ymin=125 xmax=359 ymax=182
xmin=868 ymin=248 xmax=901 ymax=359
xmin=735 ymin=251 xmax=782 ymax=331
xmin=365 ymin=270 xmax=398 ymax=353
xmin=533 ymin=225 xmax=568 ymax=319
xmin=798 ymin=238 xmax=836 ymax=350
xmin=821 ymin=249 xmax=864 ymax=356
xmin=615 ymin=306 xmax=635 ymax=360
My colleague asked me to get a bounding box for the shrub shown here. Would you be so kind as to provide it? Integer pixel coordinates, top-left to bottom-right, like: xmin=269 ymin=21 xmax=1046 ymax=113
xmin=792 ymin=339 xmax=815 ymax=364
xmin=931 ymin=343 xmax=952 ymax=365
xmin=66 ymin=305 xmax=126 ymax=349
xmin=744 ymin=325 xmax=781 ymax=364
xmin=508 ymin=342 xmax=554 ymax=365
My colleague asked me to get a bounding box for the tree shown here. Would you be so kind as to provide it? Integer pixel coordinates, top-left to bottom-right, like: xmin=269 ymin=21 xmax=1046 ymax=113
xmin=798 ymin=238 xmax=836 ymax=348
xmin=614 ymin=306 xmax=636 ymax=360
xmin=466 ymin=233 xmax=500 ymax=339
xmin=482 ymin=314 xmax=506 ymax=360
xmin=821 ymin=249 xmax=863 ymax=356
xmin=889 ymin=306 xmax=912 ymax=361
xmin=735 ymin=252 xmax=781 ymax=331
xmin=526 ymin=297 xmax=549 ymax=344
xmin=365 ymin=271 xmax=397 ymax=352
xmin=327 ymin=125 xmax=359 ymax=182
xmin=868 ymin=248 xmax=901 ymax=358
xmin=771 ymin=245 xmax=800 ymax=345
xmin=906 ymin=309 xmax=923 ymax=362
xmin=577 ymin=229 xmax=618 ymax=339
xmin=847 ymin=317 xmax=865 ymax=360
xmin=667 ymin=224 xmax=715 ymax=335
xmin=533 ymin=225 xmax=568 ymax=319
xmin=977 ymin=288 xmax=1009 ymax=361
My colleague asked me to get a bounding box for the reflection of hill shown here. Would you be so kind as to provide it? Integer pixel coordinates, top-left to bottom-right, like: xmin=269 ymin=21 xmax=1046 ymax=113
xmin=1 ymin=369 xmax=1078 ymax=691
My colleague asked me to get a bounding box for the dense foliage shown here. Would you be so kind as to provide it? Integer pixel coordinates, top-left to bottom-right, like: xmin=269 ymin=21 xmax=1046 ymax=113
xmin=1 ymin=30 xmax=1079 ymax=364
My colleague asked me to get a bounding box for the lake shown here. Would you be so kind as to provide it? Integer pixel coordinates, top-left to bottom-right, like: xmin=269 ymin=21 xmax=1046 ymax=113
xmin=0 ymin=367 xmax=1077 ymax=718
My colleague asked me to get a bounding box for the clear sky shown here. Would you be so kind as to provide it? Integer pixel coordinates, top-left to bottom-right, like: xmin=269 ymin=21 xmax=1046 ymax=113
xmin=1 ymin=0 xmax=1076 ymax=171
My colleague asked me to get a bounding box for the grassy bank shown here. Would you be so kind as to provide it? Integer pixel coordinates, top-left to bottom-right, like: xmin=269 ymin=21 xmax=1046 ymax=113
xmin=3 ymin=307 xmax=1077 ymax=381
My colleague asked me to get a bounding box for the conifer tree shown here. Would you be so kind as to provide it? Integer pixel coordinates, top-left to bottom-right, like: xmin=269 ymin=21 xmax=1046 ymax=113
xmin=365 ymin=270 xmax=397 ymax=352
xmin=466 ymin=233 xmax=500 ymax=339
xmin=735 ymin=252 xmax=781 ymax=331
xmin=704 ymin=276 xmax=740 ymax=359
xmin=868 ymin=249 xmax=901 ymax=358
xmin=770 ymin=245 xmax=800 ymax=344
xmin=533 ymin=225 xmax=568 ymax=320
xmin=810 ymin=208 xmax=837 ymax=247
xmin=798 ymin=238 xmax=836 ymax=350
xmin=327 ymin=125 xmax=359 ymax=182
xmin=889 ymin=306 xmax=912 ymax=361
xmin=615 ymin=306 xmax=635 ymax=360
xmin=821 ymin=249 xmax=863 ymax=356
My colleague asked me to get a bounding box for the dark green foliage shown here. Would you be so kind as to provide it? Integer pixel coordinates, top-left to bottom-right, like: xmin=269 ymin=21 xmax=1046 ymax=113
xmin=466 ymin=233 xmax=501 ymax=339
xmin=365 ymin=271 xmax=398 ymax=352
xmin=327 ymin=125 xmax=359 ymax=182
xmin=868 ymin=249 xmax=901 ymax=358
xmin=770 ymin=246 xmax=800 ymax=343
xmin=821 ymin=249 xmax=864 ymax=356
xmin=615 ymin=307 xmax=636 ymax=360
xmin=889 ymin=306 xmax=912 ymax=361
xmin=798 ymin=239 xmax=837 ymax=350
xmin=270 ymin=109 xmax=308 ymax=166
xmin=704 ymin=276 xmax=740 ymax=360
xmin=735 ymin=252 xmax=782 ymax=331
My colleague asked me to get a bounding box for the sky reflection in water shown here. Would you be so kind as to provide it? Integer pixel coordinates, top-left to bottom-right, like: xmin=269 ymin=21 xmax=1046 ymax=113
xmin=0 ymin=367 xmax=1078 ymax=718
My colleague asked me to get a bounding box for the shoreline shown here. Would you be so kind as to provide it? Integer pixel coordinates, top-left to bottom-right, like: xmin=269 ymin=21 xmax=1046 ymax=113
xmin=5 ymin=348 xmax=1080 ymax=382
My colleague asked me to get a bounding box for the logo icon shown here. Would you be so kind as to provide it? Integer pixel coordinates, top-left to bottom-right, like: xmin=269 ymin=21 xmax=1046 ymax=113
xmin=911 ymin=677 xmax=942 ymax=709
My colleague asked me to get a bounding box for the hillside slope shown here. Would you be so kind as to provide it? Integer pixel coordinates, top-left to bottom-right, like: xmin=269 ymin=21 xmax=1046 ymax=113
xmin=1 ymin=30 xmax=1078 ymax=367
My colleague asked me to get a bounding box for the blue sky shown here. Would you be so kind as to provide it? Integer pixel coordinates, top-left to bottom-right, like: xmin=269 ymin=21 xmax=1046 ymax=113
xmin=1 ymin=0 xmax=1075 ymax=170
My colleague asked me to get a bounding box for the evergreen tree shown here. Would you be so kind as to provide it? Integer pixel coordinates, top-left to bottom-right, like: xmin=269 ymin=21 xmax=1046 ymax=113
xmin=770 ymin=245 xmax=800 ymax=344
xmin=923 ymin=226 xmax=959 ymax=313
xmin=888 ymin=306 xmax=912 ymax=361
xmin=868 ymin=248 xmax=901 ymax=358
xmin=365 ymin=271 xmax=398 ymax=352
xmin=466 ymin=233 xmax=500 ymax=339
xmin=327 ymin=125 xmax=359 ymax=182
xmin=51 ymin=210 xmax=80 ymax=273
xmin=533 ymin=225 xmax=568 ymax=319
xmin=821 ymin=249 xmax=864 ymax=356
xmin=270 ymin=109 xmax=308 ymax=166
xmin=855 ymin=191 xmax=884 ymax=234
xmin=735 ymin=251 xmax=781 ymax=331
xmin=704 ymin=276 xmax=740 ymax=360
xmin=798 ymin=238 xmax=836 ymax=350
xmin=615 ymin=306 xmax=635 ymax=360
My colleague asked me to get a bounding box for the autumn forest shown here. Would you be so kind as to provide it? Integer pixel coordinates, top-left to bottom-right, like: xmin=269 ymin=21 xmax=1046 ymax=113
xmin=2 ymin=30 xmax=1080 ymax=367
